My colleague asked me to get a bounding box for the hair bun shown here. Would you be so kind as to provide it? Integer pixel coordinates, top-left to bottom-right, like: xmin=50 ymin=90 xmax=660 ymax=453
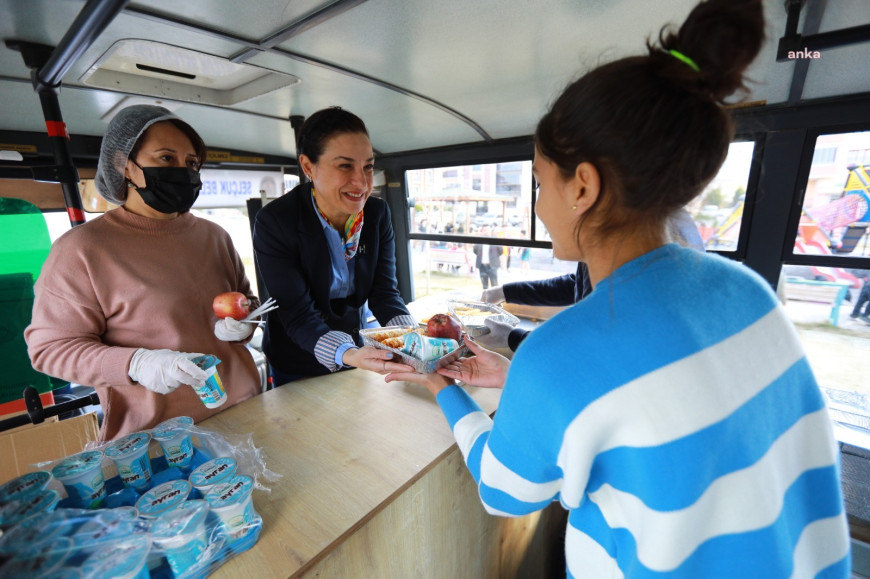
xmin=652 ymin=0 xmax=764 ymax=103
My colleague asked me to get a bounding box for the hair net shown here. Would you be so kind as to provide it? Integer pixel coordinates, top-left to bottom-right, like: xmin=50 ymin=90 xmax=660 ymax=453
xmin=94 ymin=105 xmax=184 ymax=205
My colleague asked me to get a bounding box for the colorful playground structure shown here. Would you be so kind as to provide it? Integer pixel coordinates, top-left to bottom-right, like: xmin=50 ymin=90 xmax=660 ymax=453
xmin=795 ymin=165 xmax=870 ymax=287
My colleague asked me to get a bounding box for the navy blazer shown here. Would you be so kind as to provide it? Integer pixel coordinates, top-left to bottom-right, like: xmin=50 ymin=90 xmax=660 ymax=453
xmin=252 ymin=183 xmax=410 ymax=377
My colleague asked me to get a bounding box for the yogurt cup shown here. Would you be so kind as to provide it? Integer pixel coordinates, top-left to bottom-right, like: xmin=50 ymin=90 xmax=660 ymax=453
xmin=0 ymin=536 xmax=73 ymax=577
xmin=401 ymin=333 xmax=459 ymax=362
xmin=0 ymin=471 xmax=51 ymax=504
xmin=190 ymin=355 xmax=227 ymax=409
xmin=105 ymin=432 xmax=153 ymax=490
xmin=45 ymin=567 xmax=83 ymax=579
xmin=0 ymin=489 xmax=59 ymax=529
xmin=205 ymin=474 xmax=256 ymax=540
xmin=152 ymin=416 xmax=195 ymax=470
xmin=151 ymin=500 xmax=209 ymax=576
xmin=135 ymin=479 xmax=191 ymax=519
xmin=0 ymin=511 xmax=69 ymax=555
xmin=189 ymin=457 xmax=236 ymax=496
xmin=70 ymin=509 xmax=133 ymax=550
xmin=51 ymin=450 xmax=106 ymax=509
xmin=81 ymin=535 xmax=149 ymax=579
xmin=114 ymin=506 xmax=139 ymax=520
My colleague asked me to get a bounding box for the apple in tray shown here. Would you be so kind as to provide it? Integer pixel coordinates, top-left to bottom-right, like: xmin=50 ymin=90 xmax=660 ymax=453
xmin=426 ymin=313 xmax=462 ymax=342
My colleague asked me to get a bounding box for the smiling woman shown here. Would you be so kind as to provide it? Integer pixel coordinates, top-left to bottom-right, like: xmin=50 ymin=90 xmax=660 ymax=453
xmin=252 ymin=107 xmax=416 ymax=384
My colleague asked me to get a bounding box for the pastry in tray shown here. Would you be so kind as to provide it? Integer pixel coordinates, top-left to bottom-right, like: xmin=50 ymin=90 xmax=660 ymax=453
xmin=365 ymin=327 xmax=417 ymax=349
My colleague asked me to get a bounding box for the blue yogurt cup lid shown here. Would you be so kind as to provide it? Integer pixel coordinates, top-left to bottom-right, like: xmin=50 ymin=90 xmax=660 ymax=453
xmin=205 ymin=475 xmax=253 ymax=509
xmin=191 ymin=355 xmax=221 ymax=371
xmin=1 ymin=537 xmax=73 ymax=575
xmin=136 ymin=479 xmax=191 ymax=518
xmin=81 ymin=535 xmax=149 ymax=577
xmin=152 ymin=499 xmax=209 ymax=539
xmin=0 ymin=489 xmax=59 ymax=527
xmin=51 ymin=451 xmax=103 ymax=480
xmin=105 ymin=431 xmax=151 ymax=459
xmin=70 ymin=510 xmax=135 ymax=548
xmin=189 ymin=457 xmax=236 ymax=489
xmin=152 ymin=416 xmax=194 ymax=442
xmin=0 ymin=470 xmax=51 ymax=503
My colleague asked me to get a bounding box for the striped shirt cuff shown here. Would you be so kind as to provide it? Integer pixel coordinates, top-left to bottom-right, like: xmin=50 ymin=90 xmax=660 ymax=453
xmin=314 ymin=330 xmax=356 ymax=372
xmin=388 ymin=314 xmax=416 ymax=327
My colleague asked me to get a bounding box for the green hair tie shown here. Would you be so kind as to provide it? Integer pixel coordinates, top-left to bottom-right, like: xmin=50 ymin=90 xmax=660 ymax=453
xmin=669 ymin=49 xmax=700 ymax=72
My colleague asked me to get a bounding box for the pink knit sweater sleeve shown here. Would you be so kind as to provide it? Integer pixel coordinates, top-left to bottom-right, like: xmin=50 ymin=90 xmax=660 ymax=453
xmin=25 ymin=232 xmax=138 ymax=389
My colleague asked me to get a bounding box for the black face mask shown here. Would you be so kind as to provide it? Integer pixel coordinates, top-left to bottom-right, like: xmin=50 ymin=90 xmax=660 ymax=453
xmin=130 ymin=162 xmax=202 ymax=214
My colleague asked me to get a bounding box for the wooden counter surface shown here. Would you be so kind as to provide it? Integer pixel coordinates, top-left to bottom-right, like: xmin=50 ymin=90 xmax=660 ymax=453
xmin=201 ymin=368 xmax=562 ymax=577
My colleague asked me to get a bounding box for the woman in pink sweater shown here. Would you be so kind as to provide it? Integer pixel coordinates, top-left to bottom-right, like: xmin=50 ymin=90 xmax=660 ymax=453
xmin=25 ymin=105 xmax=262 ymax=441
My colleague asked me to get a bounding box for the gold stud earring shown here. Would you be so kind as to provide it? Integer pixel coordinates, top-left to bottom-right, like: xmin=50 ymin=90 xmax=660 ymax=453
xmin=571 ymin=205 xmax=577 ymax=211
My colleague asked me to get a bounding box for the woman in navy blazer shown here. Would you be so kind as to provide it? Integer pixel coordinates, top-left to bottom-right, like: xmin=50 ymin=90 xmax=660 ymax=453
xmin=253 ymin=108 xmax=415 ymax=383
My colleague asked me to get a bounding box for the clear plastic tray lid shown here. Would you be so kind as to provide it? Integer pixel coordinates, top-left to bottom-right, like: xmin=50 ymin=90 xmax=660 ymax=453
xmin=447 ymin=299 xmax=520 ymax=331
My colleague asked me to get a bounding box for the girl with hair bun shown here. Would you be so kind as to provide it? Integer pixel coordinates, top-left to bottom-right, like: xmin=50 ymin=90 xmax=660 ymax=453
xmin=390 ymin=1 xmax=851 ymax=576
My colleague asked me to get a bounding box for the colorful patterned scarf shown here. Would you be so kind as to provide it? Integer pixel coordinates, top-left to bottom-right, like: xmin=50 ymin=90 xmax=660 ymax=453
xmin=313 ymin=188 xmax=364 ymax=261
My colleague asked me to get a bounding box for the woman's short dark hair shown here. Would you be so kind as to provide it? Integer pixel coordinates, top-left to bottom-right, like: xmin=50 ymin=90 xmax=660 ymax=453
xmin=297 ymin=107 xmax=369 ymax=163
xmin=130 ymin=119 xmax=207 ymax=170
xmin=535 ymin=0 xmax=764 ymax=240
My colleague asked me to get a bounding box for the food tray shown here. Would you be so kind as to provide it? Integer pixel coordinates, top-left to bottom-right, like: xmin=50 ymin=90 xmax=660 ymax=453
xmin=360 ymin=326 xmax=469 ymax=374
xmin=447 ymin=300 xmax=520 ymax=334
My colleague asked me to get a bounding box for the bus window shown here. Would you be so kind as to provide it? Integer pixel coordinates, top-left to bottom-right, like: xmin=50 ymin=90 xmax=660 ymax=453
xmin=685 ymin=141 xmax=755 ymax=253
xmin=406 ymin=161 xmax=574 ymax=300
xmin=794 ymin=131 xmax=870 ymax=260
xmin=407 ymin=161 xmax=534 ymax=237
xmin=782 ymin=130 xmax=870 ymax=442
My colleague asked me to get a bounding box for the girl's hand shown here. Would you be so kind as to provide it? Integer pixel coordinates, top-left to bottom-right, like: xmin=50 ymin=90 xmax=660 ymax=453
xmin=436 ymin=338 xmax=509 ymax=389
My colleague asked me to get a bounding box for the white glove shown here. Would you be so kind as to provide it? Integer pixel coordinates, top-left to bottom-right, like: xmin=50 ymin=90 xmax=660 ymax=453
xmin=128 ymin=349 xmax=209 ymax=395
xmin=481 ymin=285 xmax=506 ymax=304
xmin=474 ymin=317 xmax=515 ymax=349
xmin=214 ymin=317 xmax=254 ymax=342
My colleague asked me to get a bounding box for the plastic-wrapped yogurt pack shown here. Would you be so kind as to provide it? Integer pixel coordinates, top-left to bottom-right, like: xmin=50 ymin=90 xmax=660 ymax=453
xmin=0 ymin=416 xmax=278 ymax=578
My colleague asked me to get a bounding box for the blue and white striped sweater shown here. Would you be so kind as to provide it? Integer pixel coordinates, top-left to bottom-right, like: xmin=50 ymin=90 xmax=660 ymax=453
xmin=435 ymin=244 xmax=849 ymax=578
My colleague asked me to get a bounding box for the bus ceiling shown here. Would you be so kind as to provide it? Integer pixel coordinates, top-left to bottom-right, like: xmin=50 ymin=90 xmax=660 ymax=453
xmin=0 ymin=0 xmax=870 ymax=223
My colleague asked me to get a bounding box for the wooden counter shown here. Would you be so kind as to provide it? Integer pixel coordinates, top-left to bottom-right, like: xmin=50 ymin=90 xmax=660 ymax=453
xmin=202 ymin=368 xmax=564 ymax=577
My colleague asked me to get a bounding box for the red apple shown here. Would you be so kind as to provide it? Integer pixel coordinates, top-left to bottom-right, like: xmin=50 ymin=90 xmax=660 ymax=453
xmin=426 ymin=313 xmax=462 ymax=342
xmin=213 ymin=292 xmax=250 ymax=320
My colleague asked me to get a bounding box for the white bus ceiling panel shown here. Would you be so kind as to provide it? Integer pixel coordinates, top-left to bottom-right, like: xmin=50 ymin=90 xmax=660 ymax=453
xmin=796 ymin=0 xmax=870 ymax=100
xmin=126 ymin=0 xmax=332 ymax=42
xmin=815 ymin=0 xmax=870 ymax=33
xmin=0 ymin=1 xmax=249 ymax=79
xmin=802 ymin=45 xmax=870 ymax=101
xmin=272 ymin=0 xmax=780 ymax=139
xmin=0 ymin=1 xmax=84 ymax=48
xmin=0 ymin=83 xmax=56 ymax=134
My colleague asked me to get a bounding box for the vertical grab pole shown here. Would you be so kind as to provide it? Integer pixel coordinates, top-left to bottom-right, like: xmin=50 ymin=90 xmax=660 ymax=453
xmin=37 ymin=89 xmax=86 ymax=227
xmin=27 ymin=0 xmax=131 ymax=227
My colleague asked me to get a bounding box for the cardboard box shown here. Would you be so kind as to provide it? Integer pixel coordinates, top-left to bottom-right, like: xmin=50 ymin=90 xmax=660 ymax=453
xmin=0 ymin=412 xmax=99 ymax=484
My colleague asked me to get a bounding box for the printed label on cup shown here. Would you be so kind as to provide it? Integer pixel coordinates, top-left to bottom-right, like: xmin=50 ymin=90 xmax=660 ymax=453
xmin=105 ymin=432 xmax=153 ymax=490
xmin=191 ymin=356 xmax=227 ymax=409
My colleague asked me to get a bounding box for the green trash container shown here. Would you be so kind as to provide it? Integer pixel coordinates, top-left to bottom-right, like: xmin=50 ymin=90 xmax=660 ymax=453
xmin=0 ymin=198 xmax=56 ymax=405
xmin=0 ymin=272 xmax=51 ymax=404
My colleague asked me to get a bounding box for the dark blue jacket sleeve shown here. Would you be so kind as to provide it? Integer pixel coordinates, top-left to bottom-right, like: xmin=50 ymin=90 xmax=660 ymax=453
xmin=502 ymin=263 xmax=590 ymax=306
